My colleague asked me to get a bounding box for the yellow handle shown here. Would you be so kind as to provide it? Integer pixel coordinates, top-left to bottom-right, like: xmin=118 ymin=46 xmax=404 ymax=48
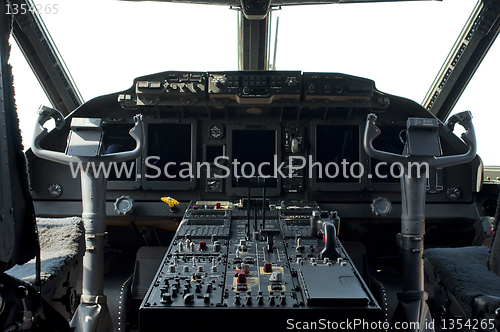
xmin=161 ymin=196 xmax=179 ymax=208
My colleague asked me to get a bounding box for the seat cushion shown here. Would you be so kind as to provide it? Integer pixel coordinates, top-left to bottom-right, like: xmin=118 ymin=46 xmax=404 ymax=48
xmin=424 ymin=246 xmax=500 ymax=310
xmin=6 ymin=217 xmax=84 ymax=284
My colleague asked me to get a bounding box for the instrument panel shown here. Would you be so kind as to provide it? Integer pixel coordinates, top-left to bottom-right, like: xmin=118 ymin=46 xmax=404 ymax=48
xmin=28 ymin=71 xmax=482 ymax=223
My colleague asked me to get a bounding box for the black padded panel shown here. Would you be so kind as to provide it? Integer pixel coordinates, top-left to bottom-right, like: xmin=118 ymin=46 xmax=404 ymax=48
xmin=0 ymin=10 xmax=38 ymax=273
xmin=489 ymin=192 xmax=500 ymax=276
xmin=424 ymin=246 xmax=500 ymax=309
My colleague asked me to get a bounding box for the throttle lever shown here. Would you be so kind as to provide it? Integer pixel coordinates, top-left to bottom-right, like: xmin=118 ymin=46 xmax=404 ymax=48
xmin=310 ymin=211 xmax=340 ymax=260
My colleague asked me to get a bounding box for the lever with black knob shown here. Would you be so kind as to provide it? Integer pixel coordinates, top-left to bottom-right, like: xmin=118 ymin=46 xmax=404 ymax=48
xmin=310 ymin=211 xmax=340 ymax=260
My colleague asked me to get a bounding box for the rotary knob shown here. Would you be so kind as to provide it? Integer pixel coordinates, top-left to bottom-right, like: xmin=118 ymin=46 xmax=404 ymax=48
xmin=114 ymin=196 xmax=135 ymax=215
xmin=371 ymin=197 xmax=392 ymax=217
xmin=183 ymin=293 xmax=195 ymax=304
xmin=161 ymin=292 xmax=172 ymax=304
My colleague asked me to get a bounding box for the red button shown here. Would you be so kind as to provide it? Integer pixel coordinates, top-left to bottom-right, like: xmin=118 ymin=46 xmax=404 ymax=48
xmin=215 ymin=202 xmax=221 ymax=209
xmin=237 ymin=272 xmax=246 ymax=284
xmin=264 ymin=262 xmax=272 ymax=273
xmin=199 ymin=241 xmax=207 ymax=251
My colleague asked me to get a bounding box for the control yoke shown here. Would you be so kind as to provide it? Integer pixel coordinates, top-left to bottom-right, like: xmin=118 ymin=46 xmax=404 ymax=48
xmin=363 ymin=111 xmax=476 ymax=332
xmin=31 ymin=106 xmax=145 ymax=332
xmin=363 ymin=111 xmax=476 ymax=168
xmin=32 ymin=105 xmax=145 ymax=165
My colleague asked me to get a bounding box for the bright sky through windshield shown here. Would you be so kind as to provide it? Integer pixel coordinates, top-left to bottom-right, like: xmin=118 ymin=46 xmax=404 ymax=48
xmin=275 ymin=1 xmax=475 ymax=100
xmin=8 ymin=0 xmax=500 ymax=165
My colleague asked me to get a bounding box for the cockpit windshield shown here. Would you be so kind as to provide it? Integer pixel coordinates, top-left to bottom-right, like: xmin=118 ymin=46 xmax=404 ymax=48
xmin=8 ymin=0 xmax=499 ymax=164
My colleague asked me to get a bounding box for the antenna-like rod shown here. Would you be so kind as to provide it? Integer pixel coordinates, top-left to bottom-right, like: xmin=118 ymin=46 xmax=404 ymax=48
xmin=271 ymin=16 xmax=279 ymax=70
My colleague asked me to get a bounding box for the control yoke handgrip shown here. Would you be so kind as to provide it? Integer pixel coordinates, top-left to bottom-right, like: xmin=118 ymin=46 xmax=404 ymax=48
xmin=95 ymin=114 xmax=145 ymax=164
xmin=432 ymin=110 xmax=477 ymax=168
xmin=32 ymin=106 xmax=80 ymax=165
xmin=32 ymin=106 xmax=145 ymax=166
xmin=363 ymin=112 xmax=476 ymax=168
xmin=363 ymin=113 xmax=406 ymax=164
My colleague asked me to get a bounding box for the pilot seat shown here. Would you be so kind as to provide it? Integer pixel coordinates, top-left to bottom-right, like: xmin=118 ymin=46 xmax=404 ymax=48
xmin=6 ymin=217 xmax=85 ymax=320
xmin=0 ymin=18 xmax=79 ymax=331
xmin=424 ymin=192 xmax=500 ymax=329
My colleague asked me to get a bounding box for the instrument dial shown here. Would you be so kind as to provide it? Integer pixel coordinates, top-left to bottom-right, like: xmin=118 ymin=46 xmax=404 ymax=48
xmin=446 ymin=187 xmax=462 ymax=200
xmin=48 ymin=183 xmax=62 ymax=197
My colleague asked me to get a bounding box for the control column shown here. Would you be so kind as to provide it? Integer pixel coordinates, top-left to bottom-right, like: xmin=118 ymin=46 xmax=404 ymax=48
xmin=363 ymin=111 xmax=476 ymax=332
xmin=32 ymin=107 xmax=145 ymax=332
